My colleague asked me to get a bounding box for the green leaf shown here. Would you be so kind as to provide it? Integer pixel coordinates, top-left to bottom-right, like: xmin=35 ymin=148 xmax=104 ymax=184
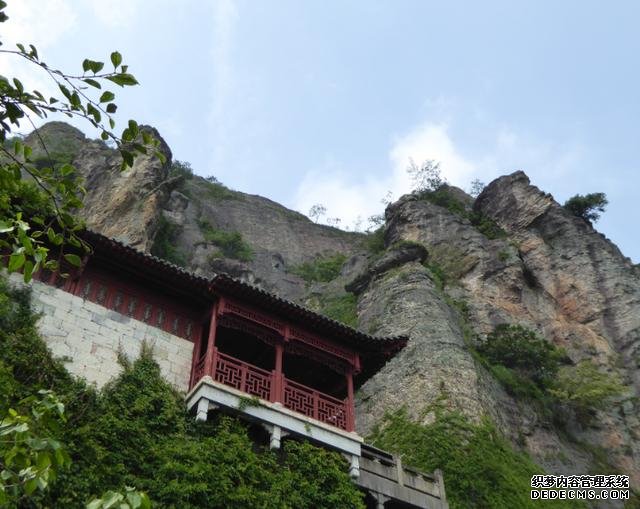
xmin=83 ymin=59 xmax=104 ymax=74
xmin=63 ymin=253 xmax=82 ymax=267
xmin=83 ymin=78 xmax=102 ymax=89
xmin=58 ymin=84 xmax=72 ymax=100
xmin=87 ymin=103 xmax=101 ymax=123
xmin=23 ymin=260 xmax=34 ymax=281
xmin=13 ymin=77 xmax=23 ymax=93
xmin=101 ymin=130 xmax=109 ymax=141
xmin=106 ymin=103 xmax=117 ymax=114
xmin=106 ymin=73 xmax=138 ymax=87
xmin=111 ymin=51 xmax=123 ymax=68
xmin=100 ymin=91 xmax=115 ymax=102
xmin=8 ymin=253 xmax=25 ymax=272
xmin=87 ymin=499 xmax=103 ymax=509
xmin=0 ymin=220 xmax=14 ymax=233
xmin=24 ymin=478 xmax=38 ymax=495
xmin=60 ymin=164 xmax=75 ymax=177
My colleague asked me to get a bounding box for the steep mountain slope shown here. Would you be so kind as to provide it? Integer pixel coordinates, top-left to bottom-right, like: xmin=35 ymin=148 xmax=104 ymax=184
xmin=26 ymin=122 xmax=639 ymax=500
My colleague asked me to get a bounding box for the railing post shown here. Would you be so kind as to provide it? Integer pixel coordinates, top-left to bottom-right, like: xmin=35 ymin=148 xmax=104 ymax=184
xmin=313 ymin=390 xmax=319 ymax=421
xmin=241 ymin=363 xmax=247 ymax=393
xmin=346 ymin=370 xmax=355 ymax=432
xmin=272 ymin=341 xmax=284 ymax=403
xmin=203 ymin=301 xmax=219 ymax=378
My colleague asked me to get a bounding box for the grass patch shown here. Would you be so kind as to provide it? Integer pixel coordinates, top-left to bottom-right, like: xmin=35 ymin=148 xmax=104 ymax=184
xmin=369 ymin=408 xmax=584 ymax=509
xmin=169 ymin=160 xmax=194 ymax=179
xmin=198 ymin=220 xmax=253 ymax=261
xmin=291 ymin=253 xmax=347 ymax=283
xmin=202 ymin=178 xmax=244 ymax=201
xmin=418 ymin=187 xmax=507 ymax=240
xmin=150 ymin=215 xmax=188 ymax=267
xmin=318 ymin=293 xmax=358 ymax=327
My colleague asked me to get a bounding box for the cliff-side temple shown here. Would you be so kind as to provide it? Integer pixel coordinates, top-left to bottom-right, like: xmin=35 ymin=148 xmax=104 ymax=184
xmin=9 ymin=229 xmax=448 ymax=509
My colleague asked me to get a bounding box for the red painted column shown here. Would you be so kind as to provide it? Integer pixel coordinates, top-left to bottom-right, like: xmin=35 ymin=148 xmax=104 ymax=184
xmin=346 ymin=370 xmax=355 ymax=432
xmin=188 ymin=323 xmax=203 ymax=389
xmin=272 ymin=341 xmax=284 ymax=403
xmin=202 ymin=301 xmax=219 ymax=379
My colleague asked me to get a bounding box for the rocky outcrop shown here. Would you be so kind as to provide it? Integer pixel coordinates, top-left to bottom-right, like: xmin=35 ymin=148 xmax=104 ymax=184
xmin=26 ymin=123 xmax=172 ymax=251
xmin=361 ymin=173 xmax=639 ymax=488
xmin=157 ymin=175 xmax=364 ymax=299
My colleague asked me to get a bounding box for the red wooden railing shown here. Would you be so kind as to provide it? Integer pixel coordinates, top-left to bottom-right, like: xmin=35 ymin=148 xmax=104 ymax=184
xmin=284 ymin=379 xmax=348 ymax=431
xmin=191 ymin=351 xmax=351 ymax=431
xmin=213 ymin=352 xmax=272 ymax=401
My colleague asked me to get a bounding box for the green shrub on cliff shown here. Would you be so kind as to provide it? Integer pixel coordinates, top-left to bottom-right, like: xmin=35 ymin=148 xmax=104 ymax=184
xmin=563 ymin=193 xmax=608 ymax=223
xmin=551 ymin=360 xmax=625 ymax=422
xmin=370 ymin=408 xmax=584 ymax=509
xmin=198 ymin=220 xmax=254 ymax=261
xmin=291 ymin=252 xmax=347 ymax=283
xmin=477 ymin=324 xmax=565 ymax=390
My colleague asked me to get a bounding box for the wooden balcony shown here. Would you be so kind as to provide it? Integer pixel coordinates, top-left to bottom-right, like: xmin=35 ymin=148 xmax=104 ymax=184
xmin=190 ymin=350 xmax=353 ymax=432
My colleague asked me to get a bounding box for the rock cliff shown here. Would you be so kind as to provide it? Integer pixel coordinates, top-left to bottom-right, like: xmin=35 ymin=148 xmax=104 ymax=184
xmin=26 ymin=122 xmax=640 ymax=497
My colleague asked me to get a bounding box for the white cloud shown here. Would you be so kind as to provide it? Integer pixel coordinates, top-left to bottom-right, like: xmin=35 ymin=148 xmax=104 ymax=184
xmin=292 ymin=123 xmax=476 ymax=229
xmin=292 ymin=120 xmax=586 ymax=229
xmin=389 ymin=122 xmax=475 ymax=188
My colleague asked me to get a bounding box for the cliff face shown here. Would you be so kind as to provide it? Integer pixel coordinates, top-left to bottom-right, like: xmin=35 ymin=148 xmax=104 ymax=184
xmin=28 ymin=123 xmax=640 ymax=493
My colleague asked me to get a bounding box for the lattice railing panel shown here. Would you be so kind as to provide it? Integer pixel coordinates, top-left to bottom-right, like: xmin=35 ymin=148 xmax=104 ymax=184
xmin=245 ymin=369 xmax=272 ymax=400
xmin=317 ymin=397 xmax=347 ymax=430
xmin=213 ymin=352 xmax=272 ymax=401
xmin=283 ymin=379 xmax=348 ymax=431
xmin=214 ymin=354 xmax=243 ymax=390
xmin=284 ymin=380 xmax=315 ymax=418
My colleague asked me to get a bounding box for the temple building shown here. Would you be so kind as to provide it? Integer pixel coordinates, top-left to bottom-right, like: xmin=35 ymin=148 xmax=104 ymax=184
xmin=11 ymin=230 xmax=448 ymax=509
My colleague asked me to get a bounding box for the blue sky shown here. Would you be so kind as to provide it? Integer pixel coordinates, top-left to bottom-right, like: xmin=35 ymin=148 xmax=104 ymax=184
xmin=2 ymin=1 xmax=638 ymax=261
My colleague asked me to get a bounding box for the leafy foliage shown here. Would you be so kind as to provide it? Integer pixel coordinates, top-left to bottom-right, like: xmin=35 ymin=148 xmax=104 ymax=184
xmin=370 ymin=408 xmax=583 ymax=509
xmin=86 ymin=487 xmax=151 ymax=509
xmin=477 ymin=324 xmax=565 ymax=390
xmin=551 ymin=360 xmax=625 ymax=422
xmin=0 ymin=275 xmax=363 ymax=507
xmin=318 ymin=293 xmax=358 ymax=327
xmin=424 ymin=188 xmax=506 ymax=239
xmin=291 ymin=253 xmax=347 ymax=283
xmin=563 ymin=193 xmax=608 ymax=223
xmin=0 ymin=390 xmax=71 ymax=505
xmin=169 ymin=160 xmax=194 ymax=180
xmin=468 ymin=179 xmax=485 ymax=198
xmin=407 ymin=159 xmax=444 ymax=193
xmin=150 ymin=215 xmax=188 ymax=267
xmin=308 ymin=203 xmax=327 ymax=223
xmin=198 ymin=220 xmax=254 ymax=262
xmin=0 ymin=1 xmax=163 ymax=282
xmin=364 ymin=226 xmax=385 ymax=254
xmin=202 ymin=179 xmax=242 ymax=201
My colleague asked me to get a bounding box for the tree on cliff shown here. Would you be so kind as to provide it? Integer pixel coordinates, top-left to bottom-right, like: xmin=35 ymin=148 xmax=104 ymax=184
xmin=563 ymin=192 xmax=608 ymax=223
xmin=0 ymin=0 xmax=162 ymax=283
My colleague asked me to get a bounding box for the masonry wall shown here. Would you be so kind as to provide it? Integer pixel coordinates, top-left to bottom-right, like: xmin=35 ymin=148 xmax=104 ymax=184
xmin=10 ymin=273 xmax=194 ymax=391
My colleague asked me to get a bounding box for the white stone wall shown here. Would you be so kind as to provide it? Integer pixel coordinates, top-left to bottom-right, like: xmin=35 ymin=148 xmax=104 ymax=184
xmin=10 ymin=273 xmax=194 ymax=391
